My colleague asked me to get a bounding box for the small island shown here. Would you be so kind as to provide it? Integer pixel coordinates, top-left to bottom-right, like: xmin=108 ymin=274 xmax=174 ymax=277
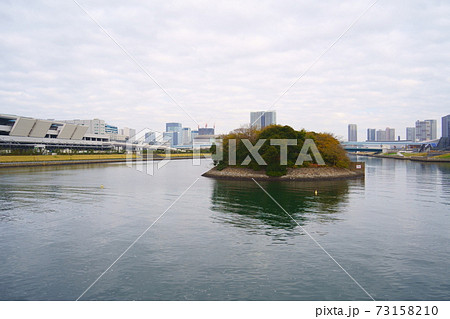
xmin=202 ymin=125 xmax=364 ymax=181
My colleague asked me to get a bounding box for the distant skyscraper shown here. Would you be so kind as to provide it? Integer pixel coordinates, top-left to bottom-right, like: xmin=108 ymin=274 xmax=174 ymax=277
xmin=367 ymin=128 xmax=376 ymax=141
xmin=166 ymin=122 xmax=182 ymax=146
xmin=415 ymin=120 xmax=427 ymax=141
xmin=442 ymin=115 xmax=450 ymax=138
xmin=198 ymin=127 xmax=215 ymax=135
xmin=166 ymin=122 xmax=182 ymax=132
xmin=121 ymin=127 xmax=136 ymax=139
xmin=376 ymin=129 xmax=386 ymax=142
xmin=348 ymin=124 xmax=357 ymax=142
xmin=406 ymin=127 xmax=416 ymax=142
xmin=428 ymin=119 xmax=437 ymax=140
xmin=191 ymin=130 xmax=199 ymax=140
xmin=182 ymin=127 xmax=192 ymax=145
xmin=163 ymin=132 xmax=175 ymax=147
xmin=415 ymin=119 xmax=437 ymax=141
xmin=250 ymin=111 xmax=276 ymax=130
xmin=385 ymin=127 xmax=395 ymax=141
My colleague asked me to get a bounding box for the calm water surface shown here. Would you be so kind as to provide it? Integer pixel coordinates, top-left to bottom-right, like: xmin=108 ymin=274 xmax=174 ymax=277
xmin=0 ymin=156 xmax=449 ymax=300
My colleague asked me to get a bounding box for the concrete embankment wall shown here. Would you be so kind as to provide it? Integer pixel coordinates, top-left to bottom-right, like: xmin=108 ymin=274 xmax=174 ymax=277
xmin=0 ymin=156 xmax=209 ymax=169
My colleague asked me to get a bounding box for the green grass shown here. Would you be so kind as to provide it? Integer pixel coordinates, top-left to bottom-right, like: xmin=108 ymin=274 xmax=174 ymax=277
xmin=433 ymin=153 xmax=450 ymax=159
xmin=401 ymin=152 xmax=427 ymax=157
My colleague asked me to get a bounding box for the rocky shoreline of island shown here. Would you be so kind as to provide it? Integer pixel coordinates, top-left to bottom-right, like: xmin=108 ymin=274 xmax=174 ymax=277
xmin=202 ymin=165 xmax=365 ymax=181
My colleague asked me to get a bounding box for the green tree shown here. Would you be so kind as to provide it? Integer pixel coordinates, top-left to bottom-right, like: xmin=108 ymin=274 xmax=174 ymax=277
xmin=214 ymin=125 xmax=350 ymax=176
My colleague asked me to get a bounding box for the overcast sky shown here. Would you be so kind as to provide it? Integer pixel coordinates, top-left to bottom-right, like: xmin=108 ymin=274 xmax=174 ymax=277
xmin=1 ymin=0 xmax=449 ymax=140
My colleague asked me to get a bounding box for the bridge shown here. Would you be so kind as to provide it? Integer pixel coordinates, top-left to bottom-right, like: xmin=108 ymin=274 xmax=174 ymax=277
xmin=341 ymin=141 xmax=427 ymax=153
xmin=343 ymin=146 xmax=383 ymax=153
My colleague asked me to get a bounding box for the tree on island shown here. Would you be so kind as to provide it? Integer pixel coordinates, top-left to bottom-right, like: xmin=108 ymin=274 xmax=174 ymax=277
xmin=211 ymin=125 xmax=350 ymax=177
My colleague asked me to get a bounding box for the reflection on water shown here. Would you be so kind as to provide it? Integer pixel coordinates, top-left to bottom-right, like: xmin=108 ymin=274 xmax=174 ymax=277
xmin=0 ymin=163 xmax=124 ymax=223
xmin=436 ymin=163 xmax=450 ymax=174
xmin=210 ymin=179 xmax=355 ymax=237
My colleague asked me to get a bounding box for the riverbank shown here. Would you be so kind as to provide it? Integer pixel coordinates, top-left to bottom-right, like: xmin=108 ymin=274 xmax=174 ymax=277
xmin=202 ymin=165 xmax=365 ymax=181
xmin=0 ymin=154 xmax=210 ymax=168
xmin=356 ymin=152 xmax=450 ymax=163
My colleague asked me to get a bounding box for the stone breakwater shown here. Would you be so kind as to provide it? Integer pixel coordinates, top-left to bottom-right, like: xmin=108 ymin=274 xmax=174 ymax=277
xmin=202 ymin=166 xmax=365 ymax=181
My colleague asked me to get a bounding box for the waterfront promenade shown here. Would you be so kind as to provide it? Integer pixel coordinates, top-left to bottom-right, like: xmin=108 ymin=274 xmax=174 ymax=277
xmin=0 ymin=153 xmax=210 ymax=168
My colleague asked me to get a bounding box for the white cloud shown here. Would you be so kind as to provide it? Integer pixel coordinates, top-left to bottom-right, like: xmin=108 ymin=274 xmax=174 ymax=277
xmin=0 ymin=0 xmax=449 ymax=139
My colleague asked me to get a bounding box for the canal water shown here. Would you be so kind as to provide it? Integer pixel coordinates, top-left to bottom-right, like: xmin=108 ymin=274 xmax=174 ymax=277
xmin=0 ymin=156 xmax=449 ymax=300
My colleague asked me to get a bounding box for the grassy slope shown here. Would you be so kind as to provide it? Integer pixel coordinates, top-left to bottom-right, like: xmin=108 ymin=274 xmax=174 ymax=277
xmin=399 ymin=152 xmax=450 ymax=159
xmin=434 ymin=153 xmax=450 ymax=159
xmin=401 ymin=152 xmax=427 ymax=157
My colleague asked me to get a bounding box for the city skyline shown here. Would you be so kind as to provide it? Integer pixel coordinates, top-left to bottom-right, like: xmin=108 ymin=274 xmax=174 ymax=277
xmin=1 ymin=1 xmax=449 ymax=139
xmin=4 ymin=111 xmax=447 ymax=144
xmin=347 ymin=115 xmax=448 ymax=142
